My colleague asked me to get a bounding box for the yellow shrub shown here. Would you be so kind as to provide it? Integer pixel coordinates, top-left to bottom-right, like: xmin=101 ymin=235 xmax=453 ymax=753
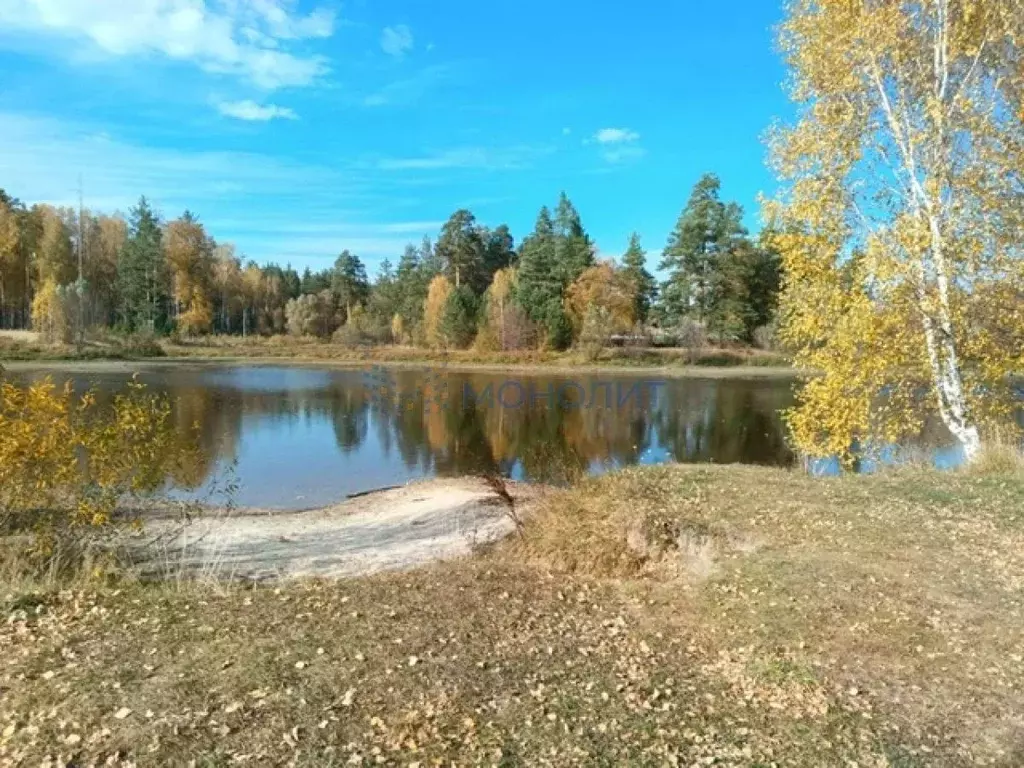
xmin=0 ymin=375 xmax=199 ymax=559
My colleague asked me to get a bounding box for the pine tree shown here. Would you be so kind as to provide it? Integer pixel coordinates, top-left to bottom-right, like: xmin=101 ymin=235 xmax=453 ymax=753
xmin=553 ymin=192 xmax=594 ymax=287
xmin=747 ymin=232 xmax=782 ymax=335
xmin=281 ymin=265 xmax=301 ymax=300
xmin=516 ymin=207 xmax=572 ymax=350
xmin=392 ymin=244 xmax=423 ymax=326
xmin=621 ymin=232 xmax=656 ymax=324
xmin=368 ymin=258 xmax=400 ymax=325
xmin=419 ymin=236 xmax=443 ymax=277
xmin=331 ymin=250 xmax=369 ymax=321
xmin=516 ymin=207 xmax=558 ymax=320
xmin=482 ymin=224 xmax=516 ymax=277
xmin=436 ymin=209 xmax=484 ymax=291
xmin=118 ymin=197 xmax=167 ymax=332
xmin=659 ymin=174 xmax=748 ymax=337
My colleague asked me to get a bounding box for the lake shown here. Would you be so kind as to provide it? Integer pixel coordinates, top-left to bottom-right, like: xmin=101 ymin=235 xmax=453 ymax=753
xmin=8 ymin=364 xmax=966 ymax=509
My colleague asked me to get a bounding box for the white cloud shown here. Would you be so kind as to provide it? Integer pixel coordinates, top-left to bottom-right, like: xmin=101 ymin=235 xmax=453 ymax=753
xmin=593 ymin=127 xmax=640 ymax=144
xmin=0 ymin=0 xmax=336 ymax=89
xmin=361 ymin=64 xmax=453 ymax=108
xmin=376 ymin=145 xmax=549 ymax=172
xmin=601 ymin=145 xmax=647 ymax=164
xmin=217 ymin=99 xmax=297 ymax=121
xmin=0 ymin=111 xmax=445 ymax=267
xmin=380 ymin=24 xmax=413 ymax=58
xmin=0 ymin=112 xmax=335 ymax=213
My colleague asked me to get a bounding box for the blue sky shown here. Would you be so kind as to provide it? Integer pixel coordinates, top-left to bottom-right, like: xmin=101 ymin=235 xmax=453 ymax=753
xmin=0 ymin=0 xmax=791 ymax=276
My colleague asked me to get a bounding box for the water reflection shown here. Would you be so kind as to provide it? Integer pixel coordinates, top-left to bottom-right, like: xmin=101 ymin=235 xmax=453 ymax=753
xmin=10 ymin=365 xmax=810 ymax=508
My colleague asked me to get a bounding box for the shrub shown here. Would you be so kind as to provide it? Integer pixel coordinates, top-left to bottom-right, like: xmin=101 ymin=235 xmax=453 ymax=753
xmin=286 ymin=291 xmax=337 ymax=339
xmin=675 ymin=318 xmax=708 ymax=350
xmin=577 ymin=306 xmax=616 ymax=362
xmin=753 ymin=322 xmax=778 ymax=351
xmin=332 ymin=323 xmax=372 ymax=348
xmin=543 ymin=302 xmax=574 ymax=351
xmin=120 ymin=332 xmax=166 ymax=358
xmin=0 ymin=375 xmax=200 ymax=574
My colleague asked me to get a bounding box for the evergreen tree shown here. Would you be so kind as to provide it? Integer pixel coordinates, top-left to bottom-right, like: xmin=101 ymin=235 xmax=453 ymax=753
xmin=659 ymin=174 xmax=748 ymax=338
xmin=117 ymin=196 xmax=167 ymax=332
xmin=516 ymin=206 xmax=572 ymax=349
xmin=482 ymin=224 xmax=516 ymax=277
xmin=747 ymin=232 xmax=782 ymax=334
xmin=369 ymin=258 xmax=399 ymax=324
xmin=440 ymin=284 xmax=478 ymax=349
xmin=621 ymin=232 xmax=656 ymax=324
xmin=436 ymin=209 xmax=484 ymax=291
xmin=301 ymin=267 xmax=332 ymax=294
xmin=516 ymin=206 xmax=558 ymax=322
xmin=393 ymin=244 xmax=426 ymax=327
xmin=419 ymin=235 xmax=443 ymax=277
xmin=281 ymin=265 xmax=301 ymax=300
xmin=331 ymin=250 xmax=370 ymax=321
xmin=553 ymin=192 xmax=594 ymax=286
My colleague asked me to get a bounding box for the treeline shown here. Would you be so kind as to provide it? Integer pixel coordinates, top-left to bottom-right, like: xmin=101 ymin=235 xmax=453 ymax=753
xmin=0 ymin=174 xmax=780 ymax=350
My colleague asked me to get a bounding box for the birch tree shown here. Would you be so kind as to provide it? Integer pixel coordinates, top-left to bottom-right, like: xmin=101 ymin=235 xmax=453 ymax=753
xmin=165 ymin=212 xmax=214 ymax=336
xmin=768 ymin=0 xmax=1024 ymax=462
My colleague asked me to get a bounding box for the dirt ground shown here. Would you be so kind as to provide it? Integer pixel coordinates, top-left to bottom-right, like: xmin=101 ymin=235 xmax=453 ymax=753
xmin=3 ymin=465 xmax=1023 ymax=766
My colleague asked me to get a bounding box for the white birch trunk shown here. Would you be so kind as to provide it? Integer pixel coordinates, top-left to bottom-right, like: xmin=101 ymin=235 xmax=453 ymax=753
xmin=870 ymin=12 xmax=984 ymax=462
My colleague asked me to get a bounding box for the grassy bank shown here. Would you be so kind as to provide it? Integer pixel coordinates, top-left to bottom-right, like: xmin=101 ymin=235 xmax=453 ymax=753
xmin=3 ymin=464 xmax=1022 ymax=765
xmin=1 ymin=330 xmax=792 ymax=374
xmin=164 ymin=335 xmax=791 ymax=370
xmin=0 ymin=331 xmax=166 ymax=363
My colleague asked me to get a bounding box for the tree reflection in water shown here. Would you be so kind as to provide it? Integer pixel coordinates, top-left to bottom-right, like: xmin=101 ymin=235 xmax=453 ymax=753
xmin=9 ymin=366 xmax=810 ymax=506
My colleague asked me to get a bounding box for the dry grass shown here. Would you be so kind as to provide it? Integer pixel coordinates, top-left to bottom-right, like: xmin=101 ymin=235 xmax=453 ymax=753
xmin=1 ymin=330 xmax=793 ymax=372
xmin=162 ymin=334 xmax=792 ymax=371
xmin=509 ymin=465 xmax=1024 ymax=764
xmin=3 ymin=465 xmax=1024 ymax=765
xmin=969 ymin=432 xmax=1024 ymax=476
xmin=0 ymin=330 xmax=40 ymax=344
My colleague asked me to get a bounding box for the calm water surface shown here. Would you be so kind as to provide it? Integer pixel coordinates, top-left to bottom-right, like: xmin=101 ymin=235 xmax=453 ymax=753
xmin=11 ymin=364 xmax=965 ymax=509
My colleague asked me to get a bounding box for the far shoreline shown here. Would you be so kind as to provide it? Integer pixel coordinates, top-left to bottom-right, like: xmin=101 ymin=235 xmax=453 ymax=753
xmin=1 ymin=354 xmax=803 ymax=380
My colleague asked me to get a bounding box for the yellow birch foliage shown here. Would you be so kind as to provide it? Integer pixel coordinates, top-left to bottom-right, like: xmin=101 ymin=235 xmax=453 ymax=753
xmin=564 ymin=262 xmax=636 ymax=335
xmin=768 ymin=0 xmax=1024 ymax=462
xmin=31 ymin=278 xmax=71 ymax=344
xmin=166 ymin=214 xmax=215 ymax=336
xmin=475 ymin=267 xmax=516 ymax=351
xmin=424 ymin=274 xmax=453 ymax=349
xmin=390 ymin=313 xmax=405 ymax=344
xmin=0 ymin=375 xmax=199 ymax=550
xmin=35 ymin=205 xmax=74 ymax=286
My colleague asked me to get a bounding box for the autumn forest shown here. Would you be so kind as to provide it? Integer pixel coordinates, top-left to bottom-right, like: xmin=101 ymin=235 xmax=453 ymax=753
xmin=0 ymin=175 xmax=781 ymax=354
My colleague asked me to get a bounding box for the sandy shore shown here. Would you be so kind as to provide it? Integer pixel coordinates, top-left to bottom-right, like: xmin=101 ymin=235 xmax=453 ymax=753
xmin=134 ymin=477 xmax=538 ymax=581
